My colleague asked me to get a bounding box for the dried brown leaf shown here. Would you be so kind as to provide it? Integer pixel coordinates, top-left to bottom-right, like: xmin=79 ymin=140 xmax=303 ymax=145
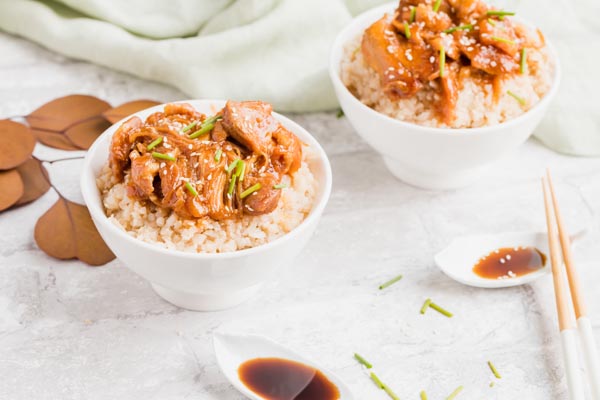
xmin=33 ymin=130 xmax=80 ymax=151
xmin=34 ymin=197 xmax=115 ymax=266
xmin=26 ymin=94 xmax=111 ymax=132
xmin=0 ymin=169 xmax=24 ymax=211
xmin=15 ymin=159 xmax=50 ymax=206
xmin=0 ymin=120 xmax=36 ymax=170
xmin=102 ymin=100 xmax=161 ymax=124
xmin=64 ymin=116 xmax=112 ymax=150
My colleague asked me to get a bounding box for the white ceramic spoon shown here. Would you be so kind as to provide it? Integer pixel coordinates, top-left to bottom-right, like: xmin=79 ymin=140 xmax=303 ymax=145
xmin=213 ymin=332 xmax=354 ymax=400
xmin=434 ymin=229 xmax=586 ymax=289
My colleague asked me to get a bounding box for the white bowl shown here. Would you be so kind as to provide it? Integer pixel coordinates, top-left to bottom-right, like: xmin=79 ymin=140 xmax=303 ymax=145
xmin=81 ymin=100 xmax=332 ymax=311
xmin=329 ymin=3 xmax=561 ymax=190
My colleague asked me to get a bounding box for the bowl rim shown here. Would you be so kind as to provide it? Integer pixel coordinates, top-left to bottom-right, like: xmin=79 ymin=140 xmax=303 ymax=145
xmin=81 ymin=99 xmax=333 ymax=260
xmin=329 ymin=2 xmax=561 ymax=136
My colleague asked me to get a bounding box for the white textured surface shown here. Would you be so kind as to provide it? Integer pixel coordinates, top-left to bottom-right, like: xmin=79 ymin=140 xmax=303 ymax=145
xmin=1 ymin=32 xmax=600 ymax=400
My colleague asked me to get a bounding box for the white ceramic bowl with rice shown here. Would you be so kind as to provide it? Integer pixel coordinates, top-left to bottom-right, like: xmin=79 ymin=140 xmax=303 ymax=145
xmin=81 ymin=100 xmax=332 ymax=311
xmin=330 ymin=2 xmax=560 ymax=190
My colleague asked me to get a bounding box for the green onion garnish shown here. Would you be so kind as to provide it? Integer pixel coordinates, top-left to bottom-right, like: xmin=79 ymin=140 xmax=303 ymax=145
xmin=151 ymin=152 xmax=175 ymax=161
xmin=446 ymin=385 xmax=464 ymax=399
xmin=490 ymin=382 xmax=495 ymax=387
xmin=214 ymin=148 xmax=222 ymax=162
xmin=420 ymin=298 xmax=432 ymax=314
xmin=203 ymin=114 xmax=223 ymax=126
xmin=240 ymin=183 xmax=261 ymax=199
xmin=486 ymin=10 xmax=515 ymax=17
xmin=354 ymin=353 xmax=373 ymax=369
xmin=188 ymin=122 xmax=215 ymax=139
xmin=409 ymin=6 xmax=416 ymax=23
xmin=273 ymin=183 xmax=288 ymax=189
xmin=443 ymin=24 xmax=473 ymax=34
xmin=429 ymin=301 xmax=453 ymax=317
xmin=369 ymin=373 xmax=400 ymax=400
xmin=227 ymin=175 xmax=237 ymax=195
xmin=336 ymin=109 xmax=344 ymax=118
xmin=382 ymin=383 xmax=400 ymax=400
xmin=507 ymin=90 xmax=526 ymax=105
xmin=439 ymin=47 xmax=446 ymax=78
xmin=147 ymin=137 xmax=163 ymax=150
xmin=235 ymin=160 xmax=245 ymax=181
xmin=488 ymin=361 xmax=502 ymax=379
xmin=404 ymin=22 xmax=411 ymax=39
xmin=420 ymin=390 xmax=428 ymax=400
xmin=378 ymin=274 xmax=403 ymax=290
xmin=184 ymin=181 xmax=198 ymax=197
xmin=520 ymin=48 xmax=527 ymax=74
xmin=433 ymin=0 xmax=442 ymax=12
xmin=181 ymin=121 xmax=198 ymax=133
xmin=226 ymin=159 xmax=239 ymax=174
xmin=487 ymin=18 xmax=498 ymax=26
xmin=491 ymin=36 xmax=516 ymax=45
xmin=370 ymin=372 xmax=385 ymax=389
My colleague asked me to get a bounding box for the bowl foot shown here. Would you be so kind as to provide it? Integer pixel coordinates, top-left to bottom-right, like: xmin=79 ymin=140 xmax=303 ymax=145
xmin=151 ymin=283 xmax=263 ymax=311
xmin=382 ymin=156 xmax=488 ymax=190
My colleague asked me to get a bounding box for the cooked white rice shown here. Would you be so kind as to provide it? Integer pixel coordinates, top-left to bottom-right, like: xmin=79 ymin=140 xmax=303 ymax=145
xmin=341 ymin=33 xmax=554 ymax=128
xmin=97 ymin=148 xmax=317 ymax=253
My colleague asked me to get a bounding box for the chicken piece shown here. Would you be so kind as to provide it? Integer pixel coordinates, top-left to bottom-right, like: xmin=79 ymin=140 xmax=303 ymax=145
xmin=221 ymin=101 xmax=279 ymax=156
xmin=242 ymin=173 xmax=281 ymax=216
xmin=271 ymin=126 xmax=302 ymax=175
xmin=456 ymin=32 xmax=519 ymax=75
xmin=128 ymin=152 xmax=160 ymax=199
xmin=164 ymin=103 xmax=203 ymax=120
xmin=447 ymin=0 xmax=489 ymax=22
xmin=414 ymin=3 xmax=453 ymax=33
xmin=478 ymin=19 xmax=519 ymax=56
xmin=211 ymin=121 xmax=228 ymax=143
xmin=110 ymin=116 xmax=143 ymax=180
xmin=439 ymin=62 xmax=460 ymax=124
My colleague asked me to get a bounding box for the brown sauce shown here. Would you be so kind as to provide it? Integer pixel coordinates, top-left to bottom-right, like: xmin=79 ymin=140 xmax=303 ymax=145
xmin=473 ymin=246 xmax=547 ymax=279
xmin=238 ymin=357 xmax=340 ymax=400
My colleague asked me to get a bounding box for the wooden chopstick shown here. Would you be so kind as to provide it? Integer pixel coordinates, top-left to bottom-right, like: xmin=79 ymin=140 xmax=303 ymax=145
xmin=546 ymin=171 xmax=600 ymax=400
xmin=542 ymin=177 xmax=585 ymax=400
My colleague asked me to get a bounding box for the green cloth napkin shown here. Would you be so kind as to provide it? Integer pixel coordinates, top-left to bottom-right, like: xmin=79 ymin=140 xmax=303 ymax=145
xmin=0 ymin=0 xmax=598 ymax=155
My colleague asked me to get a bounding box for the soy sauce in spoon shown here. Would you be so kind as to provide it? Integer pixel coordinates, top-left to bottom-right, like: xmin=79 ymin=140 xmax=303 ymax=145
xmin=473 ymin=246 xmax=547 ymax=280
xmin=239 ymin=357 xmax=340 ymax=400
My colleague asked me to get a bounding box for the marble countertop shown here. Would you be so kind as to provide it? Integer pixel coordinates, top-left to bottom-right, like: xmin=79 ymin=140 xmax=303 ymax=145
xmin=1 ymin=32 xmax=599 ymax=400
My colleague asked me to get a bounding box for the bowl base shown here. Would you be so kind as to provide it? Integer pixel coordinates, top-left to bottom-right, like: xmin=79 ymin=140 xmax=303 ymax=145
xmin=151 ymin=283 xmax=263 ymax=311
xmin=382 ymin=156 xmax=488 ymax=190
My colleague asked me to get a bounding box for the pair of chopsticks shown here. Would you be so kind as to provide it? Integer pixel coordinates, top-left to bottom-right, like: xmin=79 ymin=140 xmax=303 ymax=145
xmin=542 ymin=171 xmax=600 ymax=400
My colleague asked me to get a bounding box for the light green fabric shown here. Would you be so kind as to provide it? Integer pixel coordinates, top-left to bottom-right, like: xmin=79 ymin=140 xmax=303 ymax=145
xmin=0 ymin=0 xmax=598 ymax=155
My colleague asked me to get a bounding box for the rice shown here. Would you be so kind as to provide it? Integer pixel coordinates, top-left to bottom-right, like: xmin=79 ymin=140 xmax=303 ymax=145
xmin=341 ymin=33 xmax=555 ymax=128
xmin=97 ymin=148 xmax=317 ymax=253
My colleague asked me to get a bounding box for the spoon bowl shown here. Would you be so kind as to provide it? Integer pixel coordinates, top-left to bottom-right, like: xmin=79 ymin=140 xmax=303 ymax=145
xmin=434 ymin=230 xmax=585 ymax=289
xmin=213 ymin=332 xmax=354 ymax=400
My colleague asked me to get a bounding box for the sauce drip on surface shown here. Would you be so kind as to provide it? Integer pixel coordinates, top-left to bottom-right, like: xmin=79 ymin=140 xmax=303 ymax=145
xmin=473 ymin=246 xmax=547 ymax=279
xmin=238 ymin=357 xmax=340 ymax=400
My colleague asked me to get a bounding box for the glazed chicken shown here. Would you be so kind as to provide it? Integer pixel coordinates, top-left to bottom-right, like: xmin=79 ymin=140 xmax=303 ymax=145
xmin=109 ymin=101 xmax=302 ymax=220
xmin=361 ymin=0 xmax=545 ymax=124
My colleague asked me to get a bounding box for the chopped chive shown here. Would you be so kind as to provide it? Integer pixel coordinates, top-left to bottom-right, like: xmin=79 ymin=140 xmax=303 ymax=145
xmin=214 ymin=148 xmax=222 ymax=162
xmin=336 ymin=109 xmax=344 ymax=118
xmin=433 ymin=0 xmax=442 ymax=12
xmin=429 ymin=301 xmax=453 ymax=317
xmin=489 ymin=382 xmax=495 ymax=387
xmin=404 ymin=21 xmax=411 ymax=39
xmin=487 ymin=18 xmax=497 ymax=26
xmin=188 ymin=122 xmax=215 ymax=139
xmin=420 ymin=390 xmax=428 ymax=400
xmin=520 ymin=48 xmax=527 ymax=74
xmin=184 ymin=181 xmax=198 ymax=197
xmin=240 ymin=183 xmax=261 ymax=199
xmin=146 ymin=136 xmax=163 ymax=150
xmin=409 ymin=6 xmax=416 ymax=23
xmin=507 ymin=90 xmax=526 ymax=105
xmin=382 ymin=384 xmax=400 ymax=400
xmin=354 ymin=353 xmax=373 ymax=369
xmin=420 ymin=298 xmax=432 ymax=314
xmin=202 ymin=114 xmax=222 ymax=126
xmin=443 ymin=24 xmax=473 ymax=34
xmin=235 ymin=160 xmax=245 ymax=181
xmin=447 ymin=385 xmax=463 ymax=399
xmin=378 ymin=274 xmax=403 ymax=290
xmin=226 ymin=159 xmax=239 ymax=174
xmin=273 ymin=183 xmax=288 ymax=189
xmin=369 ymin=372 xmax=385 ymax=389
xmin=439 ymin=47 xmax=446 ymax=78
xmin=227 ymin=175 xmax=237 ymax=195
xmin=151 ymin=151 xmax=175 ymax=161
xmin=181 ymin=121 xmax=198 ymax=133
xmin=491 ymin=36 xmax=516 ymax=45
xmin=486 ymin=10 xmax=515 ymax=17
xmin=488 ymin=361 xmax=502 ymax=379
